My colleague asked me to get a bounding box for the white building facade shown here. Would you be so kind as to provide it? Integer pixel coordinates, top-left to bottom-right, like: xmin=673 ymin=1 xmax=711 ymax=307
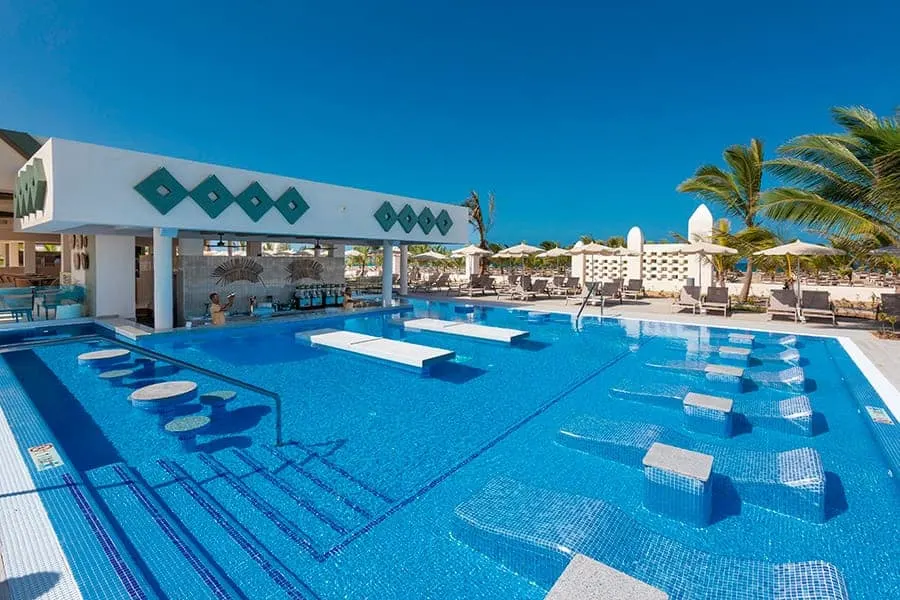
xmin=571 ymin=204 xmax=715 ymax=292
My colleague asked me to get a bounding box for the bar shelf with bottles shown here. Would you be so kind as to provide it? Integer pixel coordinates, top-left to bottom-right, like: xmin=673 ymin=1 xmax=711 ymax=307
xmin=291 ymin=283 xmax=344 ymax=310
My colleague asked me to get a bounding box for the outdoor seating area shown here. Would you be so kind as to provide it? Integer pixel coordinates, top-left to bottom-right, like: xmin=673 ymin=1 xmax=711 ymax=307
xmin=0 ymin=285 xmax=85 ymax=323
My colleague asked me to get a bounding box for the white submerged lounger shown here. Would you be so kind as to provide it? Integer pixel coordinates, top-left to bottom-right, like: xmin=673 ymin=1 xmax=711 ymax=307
xmin=402 ymin=318 xmax=529 ymax=344
xmin=296 ymin=328 xmax=455 ymax=372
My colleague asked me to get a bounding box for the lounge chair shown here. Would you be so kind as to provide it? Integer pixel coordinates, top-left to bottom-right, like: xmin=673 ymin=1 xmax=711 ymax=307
xmin=703 ymin=286 xmax=730 ymax=316
xmin=672 ymin=286 xmax=701 ymax=314
xmin=878 ymin=293 xmax=900 ymax=320
xmin=767 ymin=289 xmax=799 ymax=322
xmin=512 ymin=278 xmax=548 ymax=301
xmin=597 ymin=281 xmax=620 ymax=306
xmin=621 ymin=279 xmax=643 ymax=300
xmin=566 ymin=281 xmax=602 ymax=306
xmin=414 ymin=273 xmax=450 ymax=293
xmin=801 ymin=291 xmax=836 ymax=325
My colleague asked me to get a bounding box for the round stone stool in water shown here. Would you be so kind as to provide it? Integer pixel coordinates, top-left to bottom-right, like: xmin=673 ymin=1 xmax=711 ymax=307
xmin=78 ymin=348 xmax=130 ymax=367
xmin=200 ymin=390 xmax=237 ymax=416
xmin=130 ymin=381 xmax=198 ymax=411
xmin=164 ymin=415 xmax=210 ymax=451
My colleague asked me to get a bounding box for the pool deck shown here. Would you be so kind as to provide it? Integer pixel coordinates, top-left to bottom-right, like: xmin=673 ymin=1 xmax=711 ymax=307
xmin=418 ymin=293 xmax=900 ymax=404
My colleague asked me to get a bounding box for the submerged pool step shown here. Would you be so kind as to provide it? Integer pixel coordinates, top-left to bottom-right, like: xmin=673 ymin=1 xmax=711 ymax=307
xmin=84 ymin=463 xmax=240 ymax=600
xmin=134 ymin=460 xmax=314 ymax=600
xmin=172 ymin=453 xmax=339 ymax=560
xmin=453 ymin=478 xmax=848 ymax=598
xmin=558 ymin=416 xmax=826 ymax=522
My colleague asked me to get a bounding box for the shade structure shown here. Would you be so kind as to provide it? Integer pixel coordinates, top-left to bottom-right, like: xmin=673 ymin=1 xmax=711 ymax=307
xmin=498 ymin=242 xmax=543 ymax=257
xmin=413 ymin=250 xmax=451 ymax=261
xmin=677 ymin=241 xmax=737 ymax=291
xmin=569 ymin=242 xmax=615 ymax=255
xmin=344 ymin=248 xmax=363 ymax=258
xmin=754 ymin=240 xmax=844 ymax=258
xmin=754 ymin=240 xmax=845 ymax=302
xmin=452 ymin=244 xmax=493 ymax=257
xmin=536 ymin=247 xmax=572 ymax=258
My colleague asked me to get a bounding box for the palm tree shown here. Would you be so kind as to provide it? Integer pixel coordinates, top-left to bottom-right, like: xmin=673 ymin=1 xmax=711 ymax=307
xmin=763 ymin=106 xmax=900 ymax=244
xmin=578 ymin=234 xmax=595 ymax=244
xmin=462 ymin=190 xmax=495 ymax=274
xmin=351 ymin=245 xmax=371 ymax=277
xmin=605 ymin=236 xmax=626 ymax=248
xmin=539 ymin=240 xmax=559 ymax=250
xmin=677 ymin=139 xmax=767 ymax=301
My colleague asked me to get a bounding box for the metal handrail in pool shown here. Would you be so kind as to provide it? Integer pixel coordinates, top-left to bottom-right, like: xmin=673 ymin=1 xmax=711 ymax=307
xmin=576 ymin=281 xmax=599 ymax=321
xmin=1 ymin=333 xmax=285 ymax=446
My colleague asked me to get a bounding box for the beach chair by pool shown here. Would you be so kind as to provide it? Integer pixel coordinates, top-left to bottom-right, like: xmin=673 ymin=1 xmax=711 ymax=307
xmin=511 ymin=278 xmax=548 ymax=301
xmin=411 ymin=274 xmax=439 ymax=292
xmin=801 ymin=291 xmax=836 ymax=326
xmin=622 ymin=279 xmax=643 ymax=300
xmin=767 ymin=289 xmax=798 ymax=322
xmin=672 ymin=286 xmax=700 ymax=314
xmin=597 ymin=281 xmax=621 ymax=306
xmin=703 ymin=286 xmax=730 ymax=316
xmin=878 ymin=293 xmax=900 ymax=321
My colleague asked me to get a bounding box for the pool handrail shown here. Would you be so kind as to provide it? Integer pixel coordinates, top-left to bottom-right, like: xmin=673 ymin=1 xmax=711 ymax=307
xmin=576 ymin=281 xmax=599 ymax=321
xmin=1 ymin=333 xmax=285 ymax=446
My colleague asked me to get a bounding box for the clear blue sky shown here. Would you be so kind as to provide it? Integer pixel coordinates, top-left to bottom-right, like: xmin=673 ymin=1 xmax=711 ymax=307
xmin=1 ymin=0 xmax=897 ymax=245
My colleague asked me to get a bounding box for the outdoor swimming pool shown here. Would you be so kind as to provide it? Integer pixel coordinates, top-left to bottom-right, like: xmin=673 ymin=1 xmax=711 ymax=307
xmin=1 ymin=300 xmax=899 ymax=599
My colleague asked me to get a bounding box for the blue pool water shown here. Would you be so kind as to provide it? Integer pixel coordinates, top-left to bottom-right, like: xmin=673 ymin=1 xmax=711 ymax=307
xmin=2 ymin=301 xmax=899 ymax=599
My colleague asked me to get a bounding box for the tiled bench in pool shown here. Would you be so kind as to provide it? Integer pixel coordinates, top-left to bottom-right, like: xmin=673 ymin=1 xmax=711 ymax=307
xmin=607 ymin=383 xmax=816 ymax=436
xmin=453 ymin=478 xmax=848 ymax=599
xmin=642 ymin=443 xmax=714 ymax=526
xmin=644 ymin=361 xmax=745 ymax=393
xmin=295 ymin=328 xmax=455 ymax=373
xmin=558 ymin=416 xmax=827 ymax=522
xmin=400 ymin=317 xmax=529 ymax=343
xmin=682 ymin=392 xmax=734 ymax=437
xmin=546 ymin=554 xmax=668 ymax=600
xmin=749 ymin=366 xmax=808 ymax=393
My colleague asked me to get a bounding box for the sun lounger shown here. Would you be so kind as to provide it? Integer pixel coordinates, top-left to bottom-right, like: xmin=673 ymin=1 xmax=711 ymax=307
xmin=801 ymin=291 xmax=836 ymax=325
xmin=672 ymin=286 xmax=700 ymax=314
xmin=402 ymin=318 xmax=528 ymax=343
xmin=510 ymin=278 xmax=548 ymax=301
xmin=703 ymin=286 xmax=730 ymax=316
xmin=296 ymin=328 xmax=455 ymax=371
xmin=621 ymin=279 xmax=643 ymax=300
xmin=453 ymin=478 xmax=848 ymax=597
xmin=767 ymin=289 xmax=798 ymax=322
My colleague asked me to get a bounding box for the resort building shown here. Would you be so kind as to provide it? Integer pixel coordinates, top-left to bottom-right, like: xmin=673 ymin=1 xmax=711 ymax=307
xmin=571 ymin=204 xmax=715 ymax=291
xmin=9 ymin=134 xmax=467 ymax=329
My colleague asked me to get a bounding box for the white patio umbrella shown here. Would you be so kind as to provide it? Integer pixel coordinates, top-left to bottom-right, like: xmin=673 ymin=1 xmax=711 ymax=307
xmin=452 ymin=244 xmax=493 ymax=257
xmin=570 ymin=242 xmax=615 ymax=287
xmin=344 ymin=248 xmax=363 ymax=258
xmin=413 ymin=250 xmax=451 ymax=261
xmin=536 ymin=246 xmax=572 ymax=273
xmin=677 ymin=241 xmax=738 ymax=291
xmin=754 ymin=240 xmax=844 ymax=297
xmin=494 ymin=242 xmax=543 ymax=273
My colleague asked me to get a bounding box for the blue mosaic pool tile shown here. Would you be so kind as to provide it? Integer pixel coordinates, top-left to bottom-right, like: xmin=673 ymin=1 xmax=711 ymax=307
xmin=453 ymin=478 xmax=850 ymax=598
xmin=683 ymin=402 xmax=733 ymax=438
xmin=644 ymin=464 xmax=712 ymax=527
xmin=0 ymin=358 xmax=152 ymax=600
xmin=85 ymin=463 xmax=235 ymax=599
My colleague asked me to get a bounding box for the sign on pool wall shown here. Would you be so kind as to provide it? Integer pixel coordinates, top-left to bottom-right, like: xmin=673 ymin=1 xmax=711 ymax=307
xmin=866 ymin=406 xmax=895 ymax=425
xmin=28 ymin=443 xmax=64 ymax=471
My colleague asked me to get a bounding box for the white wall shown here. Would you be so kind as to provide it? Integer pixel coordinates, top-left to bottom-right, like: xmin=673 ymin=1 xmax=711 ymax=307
xmin=19 ymin=138 xmax=468 ymax=245
xmin=90 ymin=235 xmax=136 ymax=318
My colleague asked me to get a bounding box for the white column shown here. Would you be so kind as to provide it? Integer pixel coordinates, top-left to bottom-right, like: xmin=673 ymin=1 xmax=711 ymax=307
xmin=90 ymin=235 xmax=136 ymax=319
xmin=382 ymin=241 xmax=393 ymax=306
xmin=153 ymin=228 xmax=174 ymax=330
xmin=399 ymin=245 xmax=408 ymax=295
xmin=8 ymin=243 xmax=19 ymax=267
xmin=23 ymin=242 xmax=36 ymax=273
xmin=60 ymin=235 xmax=70 ymax=278
xmin=1 ymin=242 xmax=8 ymax=267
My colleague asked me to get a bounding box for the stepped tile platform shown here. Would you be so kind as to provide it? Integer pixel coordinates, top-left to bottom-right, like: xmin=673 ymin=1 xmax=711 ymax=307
xmin=401 ymin=317 xmax=529 ymax=343
xmin=718 ymin=345 xmax=751 ymax=365
xmin=750 ymin=367 xmax=808 ymax=392
xmin=704 ymin=364 xmax=745 ymax=393
xmin=129 ymin=381 xmax=198 ymax=411
xmin=755 ymin=347 xmax=802 ymax=364
xmin=728 ymin=333 xmax=755 ymax=346
xmin=778 ymin=335 xmax=798 ymax=346
xmin=296 ymin=328 xmax=455 ymax=372
xmin=453 ymin=478 xmax=848 ymax=599
xmin=608 ymin=383 xmax=816 ymax=436
xmin=642 ymin=443 xmax=713 ymax=526
xmin=558 ymin=416 xmax=827 ymax=522
xmin=546 ymin=554 xmax=669 ymax=600
xmin=77 ymin=348 xmax=130 ymax=367
xmin=683 ymin=392 xmax=734 ymax=437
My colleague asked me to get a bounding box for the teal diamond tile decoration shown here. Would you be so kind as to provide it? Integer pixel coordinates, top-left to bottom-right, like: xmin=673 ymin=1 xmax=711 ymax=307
xmin=417 ymin=206 xmax=436 ymax=234
xmin=235 ymin=182 xmax=274 ymax=222
xmin=374 ymin=201 xmax=398 ymax=232
xmin=435 ymin=209 xmax=454 ymax=236
xmin=397 ymin=204 xmax=418 ymax=234
xmin=134 ymin=167 xmax=189 ymax=215
xmin=30 ymin=159 xmax=47 ymax=213
xmin=14 ymin=159 xmax=47 ymax=217
xmin=190 ymin=175 xmax=234 ymax=218
xmin=275 ymin=187 xmax=309 ymax=224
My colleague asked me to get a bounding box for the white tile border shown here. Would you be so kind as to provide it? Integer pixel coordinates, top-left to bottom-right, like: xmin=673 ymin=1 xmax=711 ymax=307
xmin=0 ymin=407 xmax=81 ymax=600
xmin=837 ymin=337 xmax=900 ymax=422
